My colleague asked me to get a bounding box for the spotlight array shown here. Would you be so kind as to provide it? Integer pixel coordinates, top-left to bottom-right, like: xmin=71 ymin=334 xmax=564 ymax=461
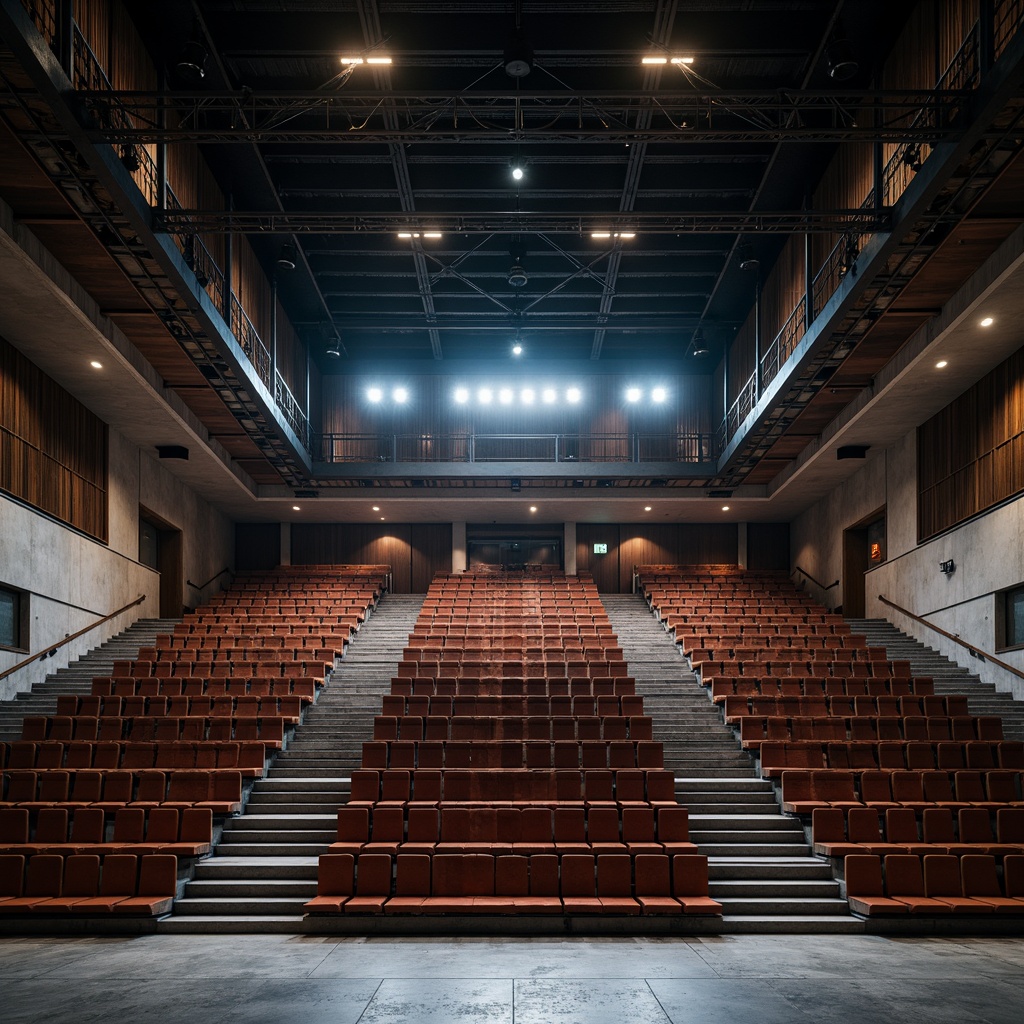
xmin=625 ymin=386 xmax=671 ymax=405
xmin=366 ymin=386 xmax=411 ymax=404
xmin=452 ymin=385 xmax=584 ymax=408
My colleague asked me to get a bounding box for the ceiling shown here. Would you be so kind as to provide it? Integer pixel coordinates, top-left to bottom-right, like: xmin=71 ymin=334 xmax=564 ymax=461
xmin=126 ymin=0 xmax=917 ymax=369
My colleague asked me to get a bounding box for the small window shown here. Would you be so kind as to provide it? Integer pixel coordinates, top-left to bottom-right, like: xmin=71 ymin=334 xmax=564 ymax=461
xmin=0 ymin=585 xmax=28 ymax=651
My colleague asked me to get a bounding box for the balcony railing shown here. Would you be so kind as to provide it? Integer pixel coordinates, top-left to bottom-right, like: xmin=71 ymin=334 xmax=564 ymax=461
xmin=317 ymin=432 xmax=717 ymax=466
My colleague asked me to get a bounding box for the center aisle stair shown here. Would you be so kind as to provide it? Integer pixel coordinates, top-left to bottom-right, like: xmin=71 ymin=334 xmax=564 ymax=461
xmin=160 ymin=594 xmax=423 ymax=933
xmin=601 ymin=593 xmax=859 ymax=932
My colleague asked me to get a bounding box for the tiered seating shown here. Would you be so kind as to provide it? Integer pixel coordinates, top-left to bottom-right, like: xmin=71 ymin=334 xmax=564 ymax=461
xmin=306 ymin=571 xmax=721 ymax=918
xmin=637 ymin=565 xmax=1020 ymax=921
xmin=0 ymin=566 xmax=387 ymax=919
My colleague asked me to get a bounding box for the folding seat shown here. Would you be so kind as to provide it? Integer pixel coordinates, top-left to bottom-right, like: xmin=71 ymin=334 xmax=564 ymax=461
xmin=846 ymin=808 xmax=904 ymax=856
xmin=632 ymin=854 xmax=681 ymax=914
xmin=94 ymin=771 xmax=134 ymax=814
xmin=921 ymin=770 xmax=965 ymax=809
xmin=954 ymin=771 xmax=1001 ymax=809
xmin=957 ymin=808 xmax=1019 ymax=857
xmin=810 ymin=808 xmax=858 ymax=858
xmin=585 ymin=807 xmax=625 ymax=854
xmin=921 ymin=808 xmax=975 ymax=856
xmin=890 ymin=771 xmax=931 ymax=811
xmin=131 ymin=770 xmax=168 ymax=808
xmin=595 ymin=854 xmax=640 ymax=914
xmin=0 ymin=808 xmax=30 ymax=851
xmin=0 ymin=854 xmax=63 ymax=913
xmin=922 ymin=854 xmax=993 ymax=913
xmin=515 ymin=808 xmax=555 ymax=856
xmin=844 ymin=854 xmax=908 ymax=916
xmin=109 ymin=854 xmax=177 ymax=915
xmin=558 ymin=853 xmax=602 ymax=913
xmin=999 ymin=742 xmax=1024 ymax=769
xmin=859 ymin=770 xmax=896 ymax=810
xmin=34 ymin=743 xmax=66 ymax=770
xmin=382 ymin=854 xmax=431 ymax=914
xmin=672 ymin=855 xmax=722 ymax=914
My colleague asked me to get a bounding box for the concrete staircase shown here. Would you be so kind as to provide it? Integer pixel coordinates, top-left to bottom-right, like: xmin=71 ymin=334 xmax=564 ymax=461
xmin=847 ymin=618 xmax=1024 ymax=741
xmin=0 ymin=619 xmax=180 ymax=742
xmin=161 ymin=593 xmax=423 ymax=932
xmin=602 ymin=594 xmax=858 ymax=932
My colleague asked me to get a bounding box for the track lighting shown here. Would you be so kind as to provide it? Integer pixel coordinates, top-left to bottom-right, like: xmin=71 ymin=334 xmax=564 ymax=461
xmin=175 ymin=37 xmax=208 ymax=83
xmin=276 ymin=244 xmax=297 ymax=272
xmin=825 ymin=38 xmax=858 ymax=81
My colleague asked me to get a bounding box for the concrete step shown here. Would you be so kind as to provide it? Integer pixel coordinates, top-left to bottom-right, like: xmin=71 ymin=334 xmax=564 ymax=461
xmin=716 ymin=897 xmax=850 ymax=916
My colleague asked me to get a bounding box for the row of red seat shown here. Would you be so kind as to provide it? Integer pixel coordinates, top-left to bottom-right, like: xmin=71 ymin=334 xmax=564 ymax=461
xmin=389 ymin=678 xmax=638 ymax=697
xmin=0 ymin=806 xmax=212 ymax=857
xmin=760 ymin=740 xmax=1023 ymax=776
xmin=709 ymin=677 xmax=933 ymax=701
xmin=372 ymin=715 xmax=653 ymax=742
xmin=380 ymin=694 xmax=645 ymax=717
xmin=780 ymin=768 xmax=1022 ymax=814
xmin=845 ymin=853 xmax=1024 ymax=915
xmin=305 ymin=852 xmax=720 ymax=916
xmin=723 ymin=694 xmax=966 ymax=721
xmin=361 ymin=740 xmax=664 ymax=771
xmin=0 ymin=768 xmax=243 ymax=813
xmin=111 ymin=660 xmax=330 ymax=679
xmin=813 ymin=806 xmax=1024 ymax=858
xmin=0 ymin=853 xmax=177 ymax=915
xmin=23 ymin=716 xmax=287 ymax=747
xmin=90 ymin=677 xmax=318 ymax=700
xmin=740 ymin=715 xmax=1002 ymax=748
xmin=64 ymin=693 xmax=310 ymax=716
xmin=333 ymin=804 xmax=695 ymax=857
xmin=348 ymin=767 xmax=676 ymax=806
xmin=0 ymin=740 xmax=266 ymax=774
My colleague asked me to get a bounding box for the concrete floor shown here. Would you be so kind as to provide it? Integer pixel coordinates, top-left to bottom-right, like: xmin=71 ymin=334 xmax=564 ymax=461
xmin=3 ymin=933 xmax=1024 ymax=1023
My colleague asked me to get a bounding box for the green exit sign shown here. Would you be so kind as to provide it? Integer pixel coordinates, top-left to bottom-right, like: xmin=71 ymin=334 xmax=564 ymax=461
xmin=593 ymin=543 xmax=608 ymax=554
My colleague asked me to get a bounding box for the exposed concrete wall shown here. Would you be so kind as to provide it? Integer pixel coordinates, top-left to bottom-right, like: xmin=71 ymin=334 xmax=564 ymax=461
xmin=0 ymin=425 xmax=235 ymax=700
xmin=792 ymin=428 xmax=1024 ymax=699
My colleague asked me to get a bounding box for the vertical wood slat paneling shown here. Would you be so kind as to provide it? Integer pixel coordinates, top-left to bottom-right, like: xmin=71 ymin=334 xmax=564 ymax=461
xmin=234 ymin=523 xmax=281 ymax=571
xmin=918 ymin=345 xmax=1024 ymax=540
xmin=747 ymin=523 xmax=791 ymax=570
xmin=0 ymin=335 xmax=107 ymax=541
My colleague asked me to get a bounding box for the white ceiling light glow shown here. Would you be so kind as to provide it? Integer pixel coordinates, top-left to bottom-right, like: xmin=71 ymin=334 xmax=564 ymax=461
xmin=566 ymin=387 xmax=582 ymax=404
xmin=454 ymin=387 xmax=470 ymax=404
xmin=366 ymin=386 xmax=384 ymax=403
xmin=499 ymin=387 xmax=514 ymax=405
xmin=651 ymin=387 xmax=668 ymax=403
xmin=626 ymin=387 xmax=642 ymax=402
xmin=392 ymin=387 xmax=409 ymax=403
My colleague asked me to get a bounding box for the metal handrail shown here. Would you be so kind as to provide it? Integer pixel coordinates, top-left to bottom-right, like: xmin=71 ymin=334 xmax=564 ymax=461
xmin=878 ymin=594 xmax=1024 ymax=683
xmin=793 ymin=565 xmax=839 ymax=591
xmin=0 ymin=594 xmax=147 ymax=682
xmin=186 ymin=567 xmax=232 ymax=593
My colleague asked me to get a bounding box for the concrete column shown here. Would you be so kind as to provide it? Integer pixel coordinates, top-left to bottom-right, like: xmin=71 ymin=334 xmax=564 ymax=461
xmin=280 ymin=522 xmax=291 ymax=566
xmin=452 ymin=521 xmax=467 ymax=573
xmin=564 ymin=522 xmax=577 ymax=575
xmin=737 ymin=522 xmax=747 ymax=569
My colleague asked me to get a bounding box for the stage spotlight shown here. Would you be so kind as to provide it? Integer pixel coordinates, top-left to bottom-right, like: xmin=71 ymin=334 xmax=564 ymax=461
xmin=454 ymin=387 xmax=470 ymax=404
xmin=626 ymin=387 xmax=642 ymax=403
xmin=367 ymin=387 xmax=383 ymax=403
xmin=651 ymin=387 xmax=667 ymax=403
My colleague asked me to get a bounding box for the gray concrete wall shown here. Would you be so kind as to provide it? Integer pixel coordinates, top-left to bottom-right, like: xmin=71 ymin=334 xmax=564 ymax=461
xmin=792 ymin=428 xmax=1024 ymax=699
xmin=0 ymin=425 xmax=234 ymax=700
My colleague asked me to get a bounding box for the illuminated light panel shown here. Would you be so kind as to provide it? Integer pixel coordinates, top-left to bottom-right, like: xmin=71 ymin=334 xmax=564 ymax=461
xmin=651 ymin=386 xmax=667 ymax=403
xmin=520 ymin=388 xmax=535 ymax=404
xmin=366 ymin=386 xmax=384 ymax=403
xmin=292 ymin=505 xmax=301 ymax=511
xmin=340 ymin=57 xmax=365 ymax=64
xmin=499 ymin=387 xmax=514 ymax=405
xmin=936 ymin=360 xmax=948 ymax=369
xmin=392 ymin=387 xmax=409 ymax=403
xmin=89 ymin=360 xmax=102 ymax=369
xmin=366 ymin=56 xmax=393 ymax=65
xmin=625 ymin=387 xmax=642 ymax=403
xmin=511 ymin=166 xmax=524 ymax=181
xmin=644 ymin=506 xmax=652 ymax=512
xmin=529 ymin=506 xmax=538 ymax=513
xmin=422 ymin=232 xmax=443 ymax=238
xmin=591 ymin=231 xmax=635 ymax=240
xmin=372 ymin=506 xmax=380 ymax=511
xmin=566 ymin=387 xmax=582 ymax=404
xmin=671 ymin=57 xmax=695 ymax=64
xmin=980 ymin=316 xmax=994 ymax=327
xmin=512 ymin=343 xmax=523 ymax=356
xmin=542 ymin=387 xmax=557 ymax=405
xmin=721 ymin=505 xmax=730 ymax=512
xmin=478 ymin=387 xmax=494 ymax=404
xmin=454 ymin=387 xmax=470 ymax=404
xmin=641 ymin=56 xmax=668 ymax=64
xmin=591 ymin=232 xmax=612 ymax=239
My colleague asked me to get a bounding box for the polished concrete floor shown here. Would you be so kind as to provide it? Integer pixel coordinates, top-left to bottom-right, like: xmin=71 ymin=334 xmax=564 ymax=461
xmin=3 ymin=933 xmax=1023 ymax=1023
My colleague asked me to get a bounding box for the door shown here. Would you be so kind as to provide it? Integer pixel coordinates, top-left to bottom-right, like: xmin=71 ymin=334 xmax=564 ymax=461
xmin=140 ymin=509 xmax=184 ymax=618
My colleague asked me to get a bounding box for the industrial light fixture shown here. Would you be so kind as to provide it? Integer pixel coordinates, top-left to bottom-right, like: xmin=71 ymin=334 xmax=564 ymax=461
xmin=529 ymin=506 xmax=538 ymax=513
xmin=508 ymin=262 xmax=528 ymax=287
xmin=292 ymin=505 xmax=301 ymax=511
xmin=641 ymin=55 xmax=694 ymax=65
xmin=511 ymin=163 xmax=525 ymax=182
xmin=367 ymin=386 xmax=384 ymax=402
xmin=372 ymin=506 xmax=380 ymax=511
xmin=478 ymin=387 xmax=494 ymax=404
xmin=325 ymin=337 xmax=341 ymax=358
xmin=175 ymin=31 xmax=208 ymax=83
xmin=721 ymin=505 xmax=730 ymax=511
xmin=591 ymin=231 xmax=635 ymax=240
xmin=499 ymin=387 xmax=514 ymax=405
xmin=520 ymin=388 xmax=535 ymax=404
xmin=691 ymin=326 xmax=709 ymax=357
xmin=566 ymin=387 xmax=582 ymax=404
xmin=542 ymin=387 xmax=557 ymax=404
xmin=454 ymin=387 xmax=470 ymax=404
xmin=341 ymin=55 xmax=393 ymax=65
xmin=825 ymin=37 xmax=859 ymax=81
xmin=644 ymin=506 xmax=652 ymax=512
xmin=512 ymin=342 xmax=523 ymax=356
xmin=393 ymin=387 xmax=409 ymax=403
xmin=276 ymin=244 xmax=297 ymax=272
xmin=504 ymin=29 xmax=534 ymax=78
xmin=651 ymin=387 xmax=667 ymax=403
xmin=397 ymin=231 xmax=442 ymax=239
xmin=740 ymin=256 xmax=760 ymax=272
xmin=626 ymin=387 xmax=642 ymax=403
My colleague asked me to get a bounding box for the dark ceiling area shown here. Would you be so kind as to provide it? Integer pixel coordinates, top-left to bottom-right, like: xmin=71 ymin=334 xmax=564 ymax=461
xmin=126 ymin=0 xmax=918 ymax=371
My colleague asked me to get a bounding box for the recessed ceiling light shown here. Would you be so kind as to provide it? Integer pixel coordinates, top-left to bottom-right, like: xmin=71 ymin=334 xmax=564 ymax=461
xmin=529 ymin=506 xmax=537 ymax=513
xmin=89 ymin=360 xmax=102 ymax=369
xmin=980 ymin=316 xmax=994 ymax=327
xmin=721 ymin=505 xmax=730 ymax=511
xmin=512 ymin=343 xmax=523 ymax=356
xmin=511 ymin=165 xmax=524 ymax=181
xmin=292 ymin=505 xmax=300 ymax=511
xmin=644 ymin=506 xmax=652 ymax=512
xmin=372 ymin=506 xmax=380 ymax=511
xmin=935 ymin=360 xmax=948 ymax=369
xmin=380 ymin=517 xmax=385 ymax=521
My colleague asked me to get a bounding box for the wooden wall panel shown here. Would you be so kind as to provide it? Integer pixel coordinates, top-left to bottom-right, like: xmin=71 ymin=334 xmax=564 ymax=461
xmin=748 ymin=522 xmax=791 ymax=570
xmin=0 ymin=335 xmax=107 ymax=540
xmin=235 ymin=523 xmax=281 ymax=571
xmin=918 ymin=345 xmax=1024 ymax=540
xmin=290 ymin=523 xmax=451 ymax=592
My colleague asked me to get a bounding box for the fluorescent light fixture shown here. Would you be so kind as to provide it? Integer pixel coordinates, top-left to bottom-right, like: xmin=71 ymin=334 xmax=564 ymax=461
xmin=980 ymin=316 xmax=994 ymax=327
xmin=392 ymin=387 xmax=409 ymax=403
xmin=591 ymin=231 xmax=635 ymax=240
xmin=618 ymin=232 xmax=636 ymax=239
xmin=422 ymin=232 xmax=442 ymax=238
xmin=342 ymin=55 xmax=392 ymax=65
xmin=520 ymin=388 xmax=535 ymax=404
xmin=340 ymin=57 xmax=364 ymax=65
xmin=566 ymin=387 xmax=582 ymax=404
xmin=380 ymin=516 xmax=385 ymax=521
xmin=367 ymin=386 xmax=383 ymax=403
xmin=935 ymin=360 xmax=948 ymax=369
xmin=366 ymin=56 xmax=392 ymax=65
xmin=591 ymin=231 xmax=612 ymax=239
xmin=398 ymin=232 xmax=415 ymax=238
xmin=651 ymin=386 xmax=667 ymax=403
xmin=454 ymin=386 xmax=470 ymax=404
xmin=478 ymin=387 xmax=493 ymax=404
xmin=642 ymin=56 xmax=668 ymax=65
xmin=625 ymin=387 xmax=642 ymax=403
xmin=671 ymin=56 xmax=695 ymax=65
xmin=89 ymin=360 xmax=102 ymax=369
xmin=499 ymin=387 xmax=514 ymax=405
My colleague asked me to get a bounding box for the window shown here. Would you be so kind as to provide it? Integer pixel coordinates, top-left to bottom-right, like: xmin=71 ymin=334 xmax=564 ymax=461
xmin=0 ymin=585 xmax=28 ymax=651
